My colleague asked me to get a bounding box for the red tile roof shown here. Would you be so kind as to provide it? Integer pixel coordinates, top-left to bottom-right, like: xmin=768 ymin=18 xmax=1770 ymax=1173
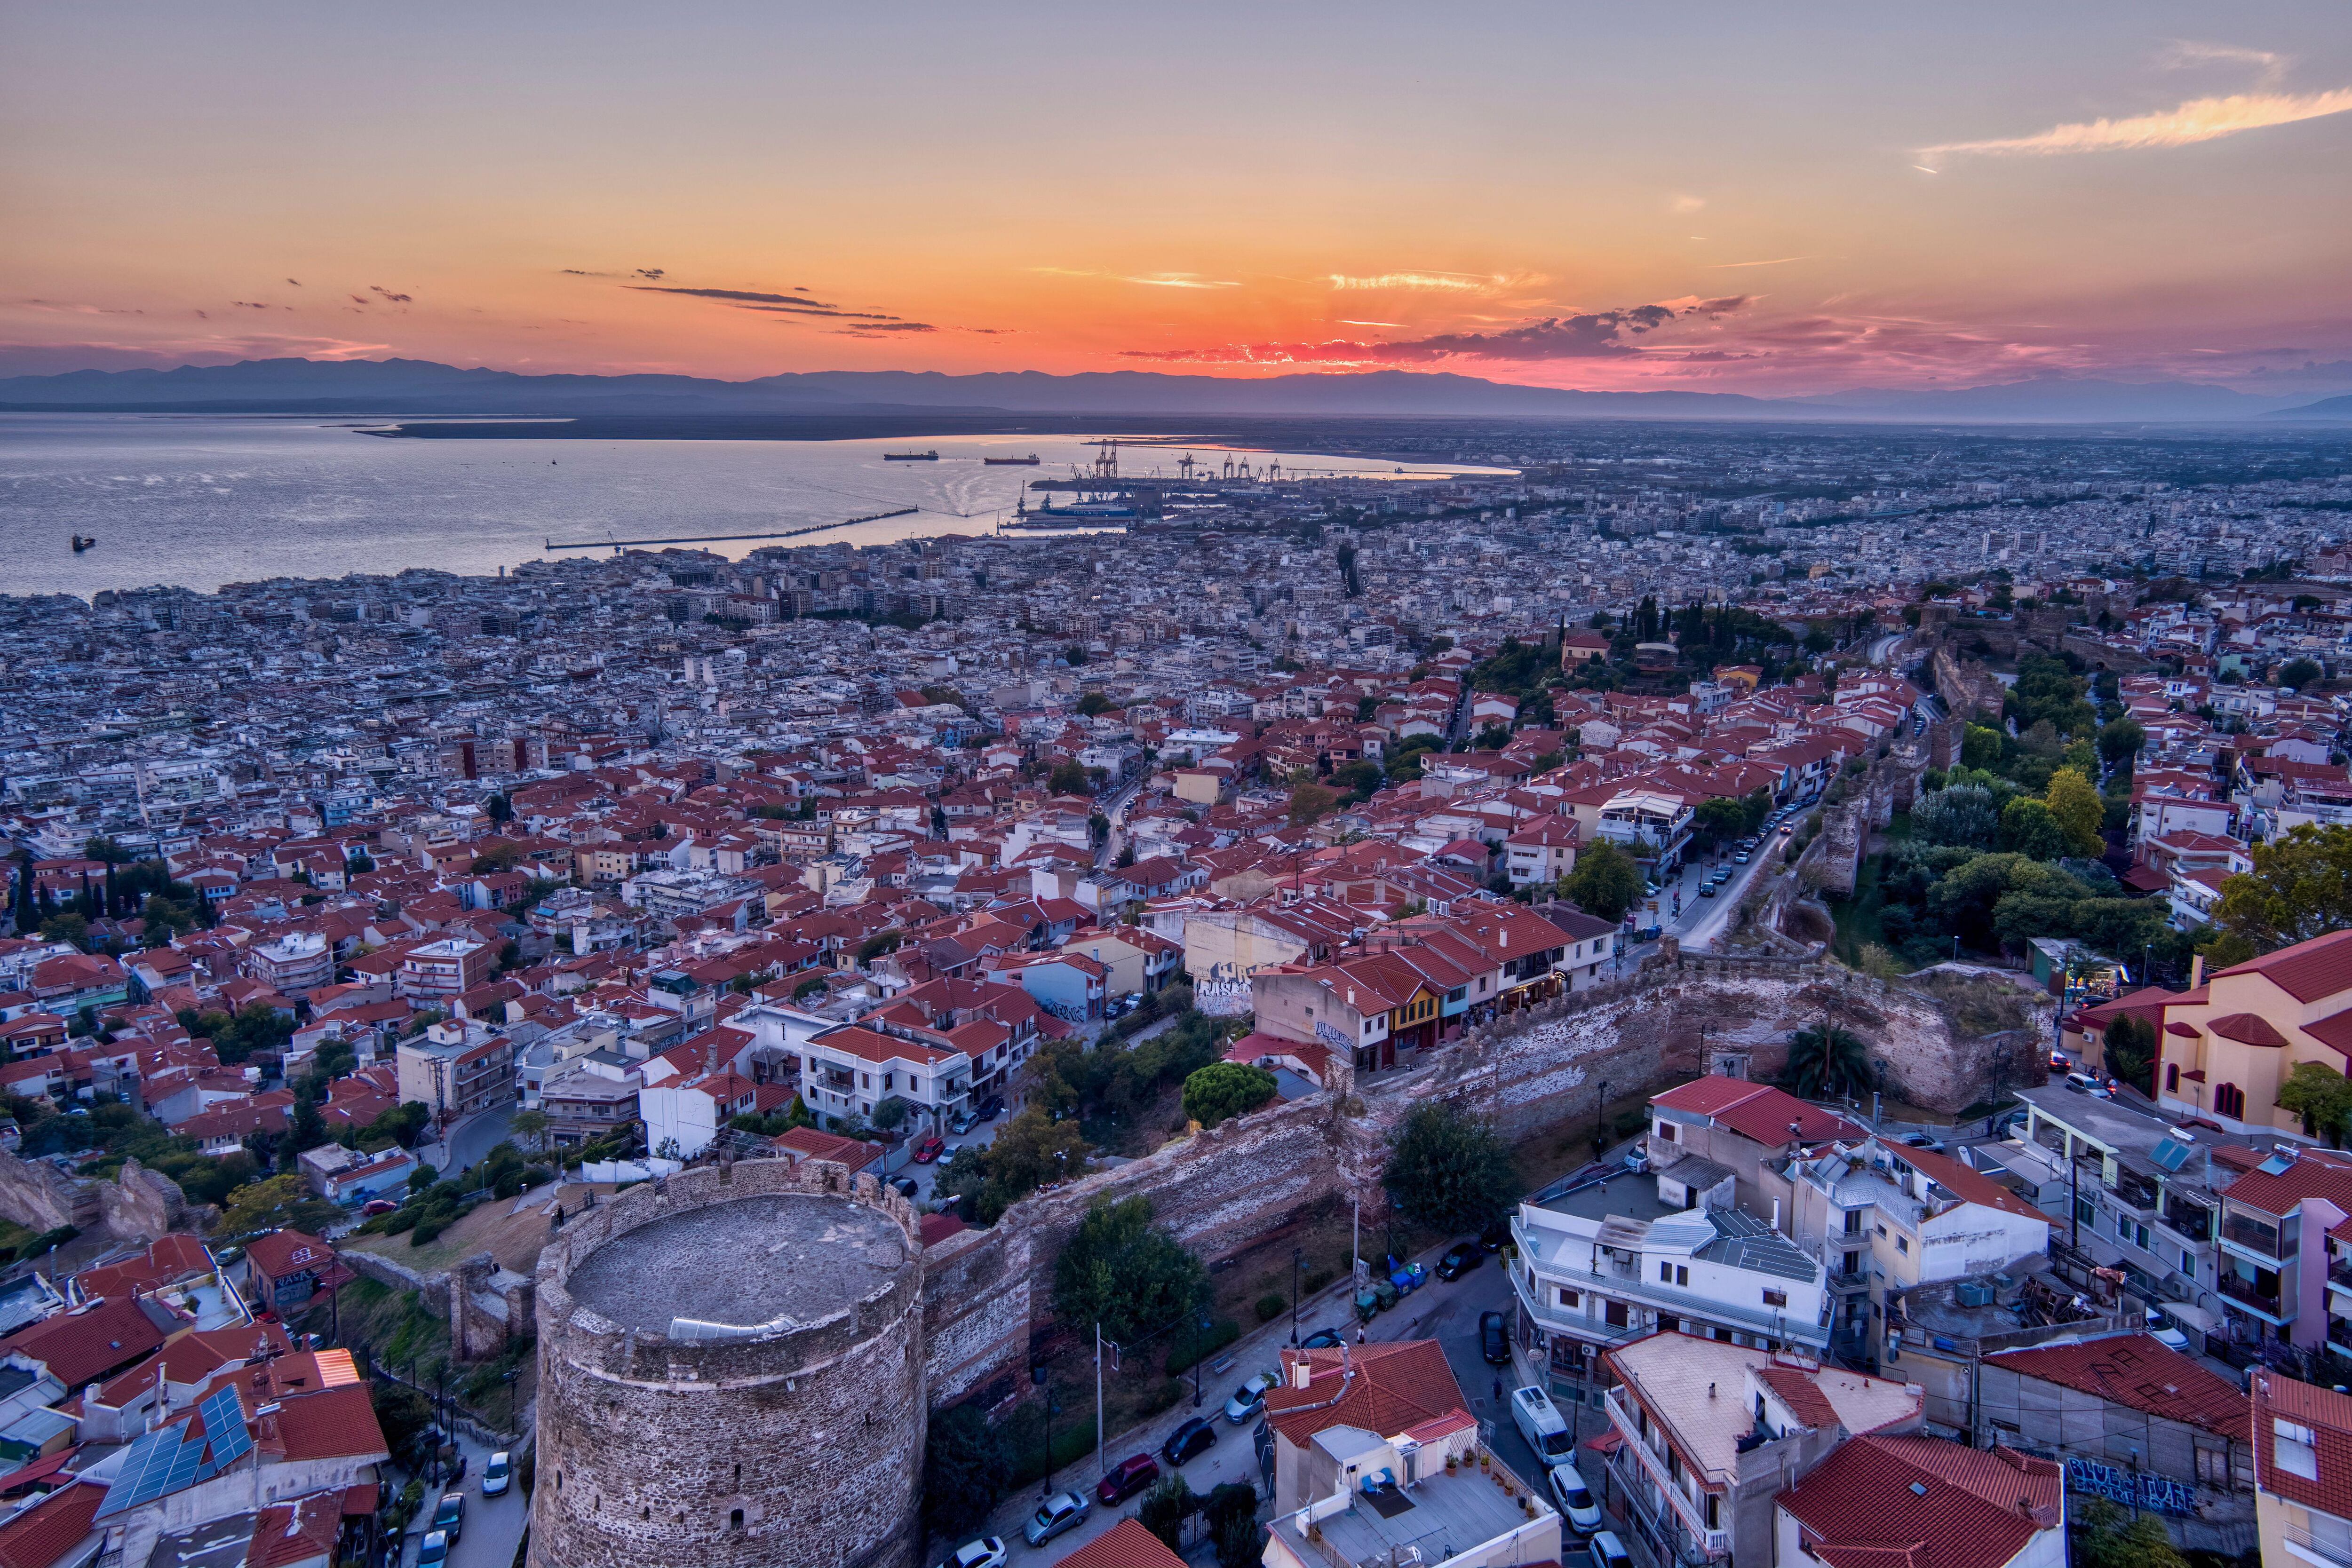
xmin=1053 ymin=1518 xmax=1188 ymax=1568
xmin=1777 ymin=1436 xmax=2060 ymax=1568
xmin=2212 ymin=928 xmax=2352 ymax=1004
xmin=1984 ymin=1333 xmax=2249 ymax=1439
xmin=1263 ymin=1340 xmax=1465 ymax=1449
xmin=2219 ymin=1146 xmax=2352 ymax=1220
xmin=1652 ymin=1078 xmax=1866 ymax=1147
xmin=2253 ymin=1371 xmax=2352 ymax=1519
xmin=0 ymin=1297 xmax=167 ymax=1386
xmin=0 ymin=1481 xmax=101 ymax=1568
xmin=2208 ymin=1012 xmax=2291 ymax=1047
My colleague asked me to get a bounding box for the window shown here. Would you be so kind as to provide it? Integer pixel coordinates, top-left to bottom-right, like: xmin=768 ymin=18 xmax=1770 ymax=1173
xmin=2182 ymin=1249 xmax=2196 ymax=1277
xmin=730 ymin=1508 xmax=746 ymax=1531
xmin=2166 ymin=1062 xmax=2180 ymax=1093
xmin=1843 ymin=1210 xmax=1864 ymax=1235
xmin=1605 ymin=1299 xmax=1629 ymax=1328
xmin=2195 ymin=1448 xmax=2230 ymax=1486
xmin=1654 ymin=1122 xmax=1677 ymax=1144
xmin=1676 ymin=1265 xmax=1689 ymax=1286
xmin=1660 ymin=1261 xmax=1674 ymax=1283
xmin=1557 ymin=1288 xmax=1581 ymax=1309
xmin=2216 ymin=1083 xmax=2246 ymax=1119
xmin=1896 ymin=1236 xmax=1909 ymax=1255
xmin=2276 ymin=1418 xmax=2320 ymax=1481
xmin=1763 ymin=1289 xmax=1788 ymax=1308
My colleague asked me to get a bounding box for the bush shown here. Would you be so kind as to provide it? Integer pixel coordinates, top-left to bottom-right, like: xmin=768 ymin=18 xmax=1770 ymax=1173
xmin=1164 ymin=1316 xmax=1240 ymax=1376
xmin=1138 ymin=1475 xmax=1199 ymax=1551
xmin=1183 ymin=1062 xmax=1278 ymax=1128
xmin=1254 ymin=1291 xmax=1287 ymax=1323
xmin=923 ymin=1403 xmax=1011 ymax=1536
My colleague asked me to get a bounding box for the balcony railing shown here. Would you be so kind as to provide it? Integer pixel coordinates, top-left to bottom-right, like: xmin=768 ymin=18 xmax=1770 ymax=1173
xmin=2217 ymin=1271 xmax=2284 ymax=1315
xmin=2329 ymin=1255 xmax=2352 ymax=1291
xmin=2283 ymin=1522 xmax=2352 ymax=1568
xmin=1602 ymin=1388 xmax=1733 ymax=1559
xmin=2222 ymin=1214 xmax=2292 ymax=1259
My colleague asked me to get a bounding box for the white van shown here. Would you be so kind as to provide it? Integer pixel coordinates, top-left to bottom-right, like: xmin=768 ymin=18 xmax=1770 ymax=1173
xmin=1511 ymin=1385 xmax=1575 ymax=1462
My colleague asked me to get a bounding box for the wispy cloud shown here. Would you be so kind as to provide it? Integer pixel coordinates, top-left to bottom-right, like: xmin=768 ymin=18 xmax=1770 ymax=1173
xmin=1030 ymin=267 xmax=1239 ymax=289
xmin=1327 ymin=271 xmax=1506 ymax=292
xmin=2163 ymin=40 xmax=2285 ymax=84
xmin=1920 ymin=86 xmax=2352 ymax=160
xmin=628 ymin=285 xmax=832 ymax=308
xmin=1125 ymin=296 xmax=1752 ymax=367
xmin=1339 ymin=319 xmax=1401 ymax=327
xmin=1669 ymin=195 xmax=1706 ymax=214
xmin=1707 ymin=256 xmax=1814 ymax=269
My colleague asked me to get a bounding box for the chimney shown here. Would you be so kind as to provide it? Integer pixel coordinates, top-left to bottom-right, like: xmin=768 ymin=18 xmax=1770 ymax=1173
xmin=1292 ymin=1355 xmax=1312 ymax=1390
xmin=1770 ymin=1198 xmax=1780 ymax=1233
xmin=2190 ymin=954 xmax=2205 ymax=990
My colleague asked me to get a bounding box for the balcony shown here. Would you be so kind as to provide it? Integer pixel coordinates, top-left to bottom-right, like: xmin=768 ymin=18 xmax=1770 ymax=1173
xmin=2330 ymin=1255 xmax=2352 ymax=1291
xmin=2222 ymin=1213 xmax=2292 ymax=1261
xmin=2283 ymin=1522 xmax=2352 ymax=1568
xmin=2217 ymin=1270 xmax=2286 ymax=1320
xmin=1602 ymin=1388 xmax=1734 ymax=1560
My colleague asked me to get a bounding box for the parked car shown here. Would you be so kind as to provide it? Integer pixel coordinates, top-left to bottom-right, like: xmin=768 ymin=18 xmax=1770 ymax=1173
xmin=2049 ymin=1052 xmax=2071 ymax=1073
xmin=2146 ymin=1308 xmax=2192 ymax=1353
xmin=1435 ymin=1241 xmax=1484 ymax=1280
xmin=1697 ymin=882 xmax=1716 ymax=897
xmin=2064 ymin=1071 xmax=2110 ymax=1098
xmin=481 ymin=1451 xmax=510 ymax=1497
xmin=1548 ymin=1462 xmax=1603 ymax=1534
xmin=431 ymin=1494 xmax=465 ymax=1544
xmin=360 ymin=1198 xmax=399 ymax=1217
xmin=417 ymin=1532 xmax=450 ymax=1568
xmin=1162 ymin=1417 xmax=1218 ymax=1466
xmin=1900 ymin=1132 xmax=1945 ymax=1153
xmin=947 ymin=1106 xmax=981 ymax=1135
xmin=888 ymin=1175 xmax=920 ymax=1200
xmin=1301 ymin=1328 xmax=1345 ymax=1350
xmin=978 ymin=1094 xmax=1007 ymax=1121
xmin=1588 ymin=1531 xmax=1633 ymax=1568
xmin=1024 ymin=1492 xmax=1089 ymax=1548
xmin=1622 ymin=1141 xmax=1650 ymax=1173
xmin=1732 ymin=851 xmax=1751 ymax=864
xmin=1479 ymin=1310 xmax=1510 ymax=1365
xmin=1225 ymin=1370 xmax=1279 ymax=1423
xmin=935 ymin=1538 xmax=1006 ymax=1568
xmin=1097 ymin=1452 xmax=1160 ymax=1505
xmin=911 ymin=1135 xmax=946 ymax=1163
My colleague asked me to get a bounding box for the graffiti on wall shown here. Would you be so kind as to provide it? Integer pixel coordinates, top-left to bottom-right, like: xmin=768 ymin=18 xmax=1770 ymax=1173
xmin=2064 ymin=1456 xmax=2196 ymax=1515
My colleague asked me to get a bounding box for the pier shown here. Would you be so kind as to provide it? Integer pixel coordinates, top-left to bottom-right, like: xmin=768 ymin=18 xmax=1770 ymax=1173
xmin=544 ymin=507 xmax=920 ymax=551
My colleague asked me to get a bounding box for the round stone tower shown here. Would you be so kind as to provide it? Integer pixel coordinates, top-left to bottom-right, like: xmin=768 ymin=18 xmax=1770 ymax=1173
xmin=530 ymin=1158 xmax=924 ymax=1568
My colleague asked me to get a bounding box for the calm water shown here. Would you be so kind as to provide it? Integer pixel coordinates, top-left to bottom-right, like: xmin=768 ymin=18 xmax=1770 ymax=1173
xmin=0 ymin=414 xmax=1491 ymax=598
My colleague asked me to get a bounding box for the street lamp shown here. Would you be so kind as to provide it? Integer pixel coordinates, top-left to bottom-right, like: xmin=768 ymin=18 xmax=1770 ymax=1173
xmin=1593 ymin=1079 xmax=1611 ymax=1158
xmin=1191 ymin=1315 xmax=1213 ymax=1409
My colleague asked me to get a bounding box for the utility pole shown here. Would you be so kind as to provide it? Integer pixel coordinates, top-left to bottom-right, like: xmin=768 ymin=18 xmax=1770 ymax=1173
xmin=1290 ymin=1247 xmax=1302 ymax=1346
xmin=1095 ymin=1324 xmax=1105 ymax=1481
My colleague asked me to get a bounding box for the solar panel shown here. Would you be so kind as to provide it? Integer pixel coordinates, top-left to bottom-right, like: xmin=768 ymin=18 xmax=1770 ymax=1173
xmin=2152 ymin=1136 xmax=2193 ymax=1172
xmin=94 ymin=1387 xmax=255 ymax=1520
xmin=2258 ymin=1152 xmax=2296 ymax=1176
xmin=95 ymin=1427 xmax=176 ymax=1518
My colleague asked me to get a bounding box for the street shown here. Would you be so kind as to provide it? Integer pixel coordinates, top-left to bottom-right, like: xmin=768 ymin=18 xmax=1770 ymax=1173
xmin=959 ymin=1233 xmax=1550 ymax=1568
xmin=416 ymin=1104 xmax=518 ymax=1181
xmin=396 ymin=1423 xmax=527 ymax=1568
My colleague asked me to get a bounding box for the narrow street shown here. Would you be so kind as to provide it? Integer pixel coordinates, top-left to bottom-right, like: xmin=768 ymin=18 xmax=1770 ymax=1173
xmin=394 ymin=1425 xmax=527 ymax=1568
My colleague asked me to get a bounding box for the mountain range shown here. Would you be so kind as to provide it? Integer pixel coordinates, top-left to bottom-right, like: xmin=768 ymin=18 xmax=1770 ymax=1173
xmin=3 ymin=356 xmax=2349 ymax=424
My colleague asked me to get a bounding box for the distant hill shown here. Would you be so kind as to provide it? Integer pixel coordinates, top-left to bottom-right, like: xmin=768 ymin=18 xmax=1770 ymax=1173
xmin=2268 ymin=393 xmax=2352 ymax=420
xmin=1 ymin=356 xmax=2341 ymax=424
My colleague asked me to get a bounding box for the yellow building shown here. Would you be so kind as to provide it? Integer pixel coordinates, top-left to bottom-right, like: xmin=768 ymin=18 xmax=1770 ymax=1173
xmin=2155 ymin=930 xmax=2352 ymax=1138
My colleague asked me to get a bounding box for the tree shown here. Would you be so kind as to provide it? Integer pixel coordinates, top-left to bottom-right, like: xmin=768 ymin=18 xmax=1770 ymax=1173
xmin=944 ymin=1106 xmax=1089 ymax=1223
xmin=2281 ymin=657 xmax=2324 ymax=691
xmin=1384 ymin=1101 xmax=1518 ymax=1235
xmin=510 ymin=1108 xmax=550 ymax=1152
xmin=1048 ymin=760 xmax=1089 ymax=795
xmin=485 ymin=792 xmax=513 ymax=825
xmin=2101 ymin=1015 xmax=2156 ymax=1095
xmin=1960 ymin=723 xmax=2006 ymax=771
xmin=1782 ymin=1023 xmax=1872 ymax=1100
xmin=470 ymin=842 xmax=522 ymax=874
xmin=922 ymin=1403 xmax=1011 ymax=1536
xmin=2277 ymin=1060 xmax=2352 ymax=1145
xmin=1137 ymin=1475 xmax=1198 ymax=1552
xmin=1182 ymin=1062 xmax=1277 ymax=1128
xmin=1911 ymin=784 xmax=1999 ymax=850
xmin=1996 ymin=797 xmax=2069 ymax=861
xmin=2096 ymin=718 xmax=2145 ymax=767
xmin=1053 ymin=1195 xmax=1209 ymax=1343
xmin=1062 ymin=644 xmax=1089 ymax=667
xmin=2212 ymin=824 xmax=2352 ymax=955
xmin=1288 ymin=779 xmax=1339 ymax=828
xmin=1561 ymin=839 xmax=1643 ymax=924
xmin=1076 ymin=691 xmax=1114 ymax=716
xmin=285 ymin=1088 xmax=328 ymax=1156
xmin=217 ymin=1173 xmax=340 ymax=1238
xmin=2069 ymin=1501 xmax=2190 ymax=1568
xmin=1692 ymin=796 xmax=1748 ymax=850
xmin=2043 ymin=768 xmax=2106 ymax=858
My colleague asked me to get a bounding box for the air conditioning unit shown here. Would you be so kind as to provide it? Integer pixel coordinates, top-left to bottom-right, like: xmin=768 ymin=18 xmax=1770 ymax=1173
xmin=1955 ymin=1280 xmax=1996 ymax=1308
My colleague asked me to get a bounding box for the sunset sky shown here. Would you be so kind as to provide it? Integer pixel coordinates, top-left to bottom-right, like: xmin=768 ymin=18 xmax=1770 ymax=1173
xmin=4 ymin=1 xmax=2350 ymax=394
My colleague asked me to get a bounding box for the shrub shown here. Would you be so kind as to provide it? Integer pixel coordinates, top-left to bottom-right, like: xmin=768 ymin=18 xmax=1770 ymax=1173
xmin=1254 ymin=1291 xmax=1287 ymax=1323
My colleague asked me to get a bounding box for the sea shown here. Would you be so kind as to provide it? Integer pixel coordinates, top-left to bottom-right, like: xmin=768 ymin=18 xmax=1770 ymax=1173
xmin=0 ymin=414 xmax=1495 ymax=599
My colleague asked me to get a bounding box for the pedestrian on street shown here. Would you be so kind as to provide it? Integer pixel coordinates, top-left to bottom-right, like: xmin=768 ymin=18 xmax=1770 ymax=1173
xmin=1492 ymin=1376 xmax=1502 ymax=1402
xmin=1357 ymin=1325 xmax=1366 ymax=1345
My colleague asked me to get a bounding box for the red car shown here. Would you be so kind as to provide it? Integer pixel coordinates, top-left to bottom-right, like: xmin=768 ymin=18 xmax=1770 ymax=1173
xmin=361 ymin=1199 xmax=399 ymax=1217
xmin=912 ymin=1135 xmax=946 ymax=1164
xmin=1097 ymin=1453 xmax=1160 ymax=1505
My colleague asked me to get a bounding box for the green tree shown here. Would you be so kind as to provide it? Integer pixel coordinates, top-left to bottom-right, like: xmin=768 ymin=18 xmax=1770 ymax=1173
xmin=1052 ymin=1196 xmax=1209 ymax=1343
xmin=1782 ymin=1023 xmax=1872 ymax=1100
xmin=2096 ymin=718 xmax=2145 ymax=767
xmin=943 ymin=1106 xmax=1090 ymax=1223
xmin=1384 ymin=1101 xmax=1518 ymax=1235
xmin=1960 ymin=723 xmax=2006 ymax=772
xmin=2070 ymin=1501 xmax=2190 ymax=1568
xmin=1692 ymin=795 xmax=1748 ymax=850
xmin=1561 ymin=839 xmax=1643 ymax=924
xmin=1076 ymin=691 xmax=1114 ymax=716
xmin=2212 ymin=824 xmax=2352 ymax=955
xmin=1912 ymin=784 xmax=2000 ymax=850
xmin=1137 ymin=1475 xmax=1198 ymax=1552
xmin=1063 ymin=644 xmax=1089 ymax=667
xmin=1996 ymin=797 xmax=2069 ymax=860
xmin=1048 ymin=760 xmax=1089 ymax=795
xmin=2277 ymin=1060 xmax=2352 ymax=1145
xmin=922 ymin=1403 xmax=1011 ymax=1536
xmin=1288 ymin=778 xmax=1339 ymax=828
xmin=2043 ymin=767 xmax=2106 ymax=858
xmin=217 ymin=1173 xmax=340 ymax=1238
xmin=2101 ymin=1015 xmax=2157 ymax=1096
xmin=1181 ymin=1062 xmax=1277 ymax=1128
xmin=2280 ymin=657 xmax=2324 ymax=691
xmin=509 ymin=1108 xmax=549 ymax=1152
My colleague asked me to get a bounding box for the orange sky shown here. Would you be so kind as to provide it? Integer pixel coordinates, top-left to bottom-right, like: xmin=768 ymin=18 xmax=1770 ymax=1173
xmin=4 ymin=4 xmax=2350 ymax=394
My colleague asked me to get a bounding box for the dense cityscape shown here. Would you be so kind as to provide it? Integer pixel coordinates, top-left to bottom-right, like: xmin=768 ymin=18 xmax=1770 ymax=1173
xmin=2 ymin=417 xmax=2352 ymax=1568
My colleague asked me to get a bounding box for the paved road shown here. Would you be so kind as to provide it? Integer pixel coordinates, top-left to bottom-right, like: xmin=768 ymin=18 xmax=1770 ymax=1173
xmin=397 ymin=1425 xmax=526 ymax=1568
xmin=424 ymin=1105 xmax=518 ymax=1178
xmin=1645 ymin=797 xmax=1825 ymax=953
xmin=959 ymin=1235 xmax=1548 ymax=1568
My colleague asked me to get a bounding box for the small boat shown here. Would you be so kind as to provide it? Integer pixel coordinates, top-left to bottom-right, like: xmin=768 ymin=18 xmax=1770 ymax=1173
xmin=883 ymin=450 xmax=939 ymax=461
xmin=984 ymin=454 xmax=1041 ymax=466
xmin=70 ymin=535 xmax=95 ymax=553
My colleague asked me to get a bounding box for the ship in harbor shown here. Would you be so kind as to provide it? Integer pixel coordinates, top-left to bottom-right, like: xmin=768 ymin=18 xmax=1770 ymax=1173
xmin=983 ymin=453 xmax=1041 ymax=466
xmin=883 ymin=450 xmax=938 ymax=461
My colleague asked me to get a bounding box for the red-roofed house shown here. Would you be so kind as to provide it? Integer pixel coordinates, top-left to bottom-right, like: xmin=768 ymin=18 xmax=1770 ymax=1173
xmin=1775 ymin=1434 xmax=2062 ymax=1568
xmin=2254 ymin=1370 xmax=2352 ymax=1568
xmin=1979 ymin=1331 xmax=2251 ymax=1510
xmin=1650 ymin=1078 xmax=1869 ymax=1214
xmin=2155 ymin=929 xmax=2352 ymax=1138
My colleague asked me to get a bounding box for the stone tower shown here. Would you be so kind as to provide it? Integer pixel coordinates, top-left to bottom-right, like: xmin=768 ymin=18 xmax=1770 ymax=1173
xmin=531 ymin=1159 xmax=925 ymax=1568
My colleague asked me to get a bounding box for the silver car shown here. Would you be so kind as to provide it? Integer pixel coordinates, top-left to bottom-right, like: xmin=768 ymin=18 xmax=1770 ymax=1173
xmin=1024 ymin=1491 xmax=1089 ymax=1548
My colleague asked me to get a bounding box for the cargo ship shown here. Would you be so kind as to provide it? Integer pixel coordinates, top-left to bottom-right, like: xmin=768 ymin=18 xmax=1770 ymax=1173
xmin=883 ymin=450 xmax=939 ymax=461
xmin=984 ymin=454 xmax=1041 ymax=466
